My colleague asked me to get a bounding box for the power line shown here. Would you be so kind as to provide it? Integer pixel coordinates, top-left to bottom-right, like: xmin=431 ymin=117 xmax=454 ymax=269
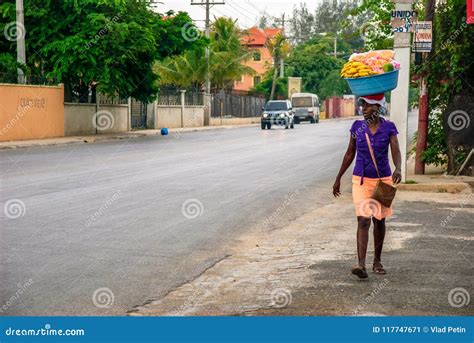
xmin=190 ymin=0 xmax=225 ymax=126
xmin=210 ymin=6 xmax=229 ymax=19
xmin=226 ymin=0 xmax=256 ymax=25
xmin=242 ymin=0 xmax=272 ymax=28
xmin=243 ymin=0 xmax=266 ymax=15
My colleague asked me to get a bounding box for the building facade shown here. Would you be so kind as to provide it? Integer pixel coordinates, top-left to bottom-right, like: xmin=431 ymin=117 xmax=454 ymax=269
xmin=234 ymin=27 xmax=282 ymax=92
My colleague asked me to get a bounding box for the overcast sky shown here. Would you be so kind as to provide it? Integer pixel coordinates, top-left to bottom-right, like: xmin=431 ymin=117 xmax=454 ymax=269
xmin=156 ymin=0 xmax=325 ymax=29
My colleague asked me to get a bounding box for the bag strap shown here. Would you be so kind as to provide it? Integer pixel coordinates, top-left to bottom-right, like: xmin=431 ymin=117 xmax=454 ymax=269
xmin=365 ymin=132 xmax=381 ymax=179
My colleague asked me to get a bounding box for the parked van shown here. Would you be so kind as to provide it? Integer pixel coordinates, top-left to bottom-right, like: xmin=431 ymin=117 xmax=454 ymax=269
xmin=290 ymin=93 xmax=320 ymax=124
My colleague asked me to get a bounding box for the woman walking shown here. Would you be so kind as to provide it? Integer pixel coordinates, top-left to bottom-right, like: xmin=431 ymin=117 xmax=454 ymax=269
xmin=332 ymin=93 xmax=402 ymax=279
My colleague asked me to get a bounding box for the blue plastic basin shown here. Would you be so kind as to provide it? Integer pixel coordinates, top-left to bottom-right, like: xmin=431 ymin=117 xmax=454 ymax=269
xmin=345 ymin=70 xmax=399 ymax=96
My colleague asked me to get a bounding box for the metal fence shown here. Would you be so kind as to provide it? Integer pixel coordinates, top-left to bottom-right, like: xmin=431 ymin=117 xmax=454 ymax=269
xmin=98 ymin=94 xmax=128 ymax=105
xmin=211 ymin=90 xmax=266 ymax=118
xmin=184 ymin=91 xmax=204 ymax=106
xmin=157 ymin=86 xmax=204 ymax=106
xmin=130 ymin=98 xmax=147 ymax=129
xmin=64 ymin=91 xmax=128 ymax=105
xmin=0 ymin=72 xmax=59 ymax=86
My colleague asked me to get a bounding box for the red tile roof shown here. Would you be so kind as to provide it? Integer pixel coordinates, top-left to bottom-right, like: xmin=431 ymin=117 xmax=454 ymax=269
xmin=241 ymin=26 xmax=282 ymax=46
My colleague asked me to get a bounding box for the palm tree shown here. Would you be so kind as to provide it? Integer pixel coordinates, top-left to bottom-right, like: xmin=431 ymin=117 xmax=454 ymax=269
xmin=210 ymin=17 xmax=255 ymax=90
xmin=267 ymin=33 xmax=291 ymax=100
xmin=154 ymin=48 xmax=206 ymax=89
xmin=155 ymin=17 xmax=255 ymax=91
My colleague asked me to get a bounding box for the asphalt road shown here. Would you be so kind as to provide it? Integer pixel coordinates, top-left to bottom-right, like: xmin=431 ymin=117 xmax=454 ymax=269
xmin=0 ymin=114 xmax=417 ymax=315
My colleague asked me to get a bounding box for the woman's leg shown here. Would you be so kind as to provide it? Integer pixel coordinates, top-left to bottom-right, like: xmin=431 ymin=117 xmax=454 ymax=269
xmin=372 ymin=217 xmax=386 ymax=270
xmin=356 ymin=216 xmax=371 ymax=268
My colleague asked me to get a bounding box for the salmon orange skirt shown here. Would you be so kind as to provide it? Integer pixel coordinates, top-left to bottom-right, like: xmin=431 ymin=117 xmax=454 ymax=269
xmin=352 ymin=175 xmax=394 ymax=220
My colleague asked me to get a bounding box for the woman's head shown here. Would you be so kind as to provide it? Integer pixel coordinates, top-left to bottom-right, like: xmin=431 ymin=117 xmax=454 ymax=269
xmin=359 ymin=99 xmax=380 ymax=119
xmin=358 ymin=94 xmax=385 ymax=121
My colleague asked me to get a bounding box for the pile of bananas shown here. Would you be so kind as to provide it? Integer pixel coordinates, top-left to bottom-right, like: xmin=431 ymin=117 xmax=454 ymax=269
xmin=340 ymin=61 xmax=377 ymax=78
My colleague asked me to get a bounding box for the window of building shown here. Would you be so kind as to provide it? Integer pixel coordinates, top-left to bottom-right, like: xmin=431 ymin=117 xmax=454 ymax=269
xmin=253 ymin=52 xmax=261 ymax=61
xmin=253 ymin=76 xmax=261 ymax=85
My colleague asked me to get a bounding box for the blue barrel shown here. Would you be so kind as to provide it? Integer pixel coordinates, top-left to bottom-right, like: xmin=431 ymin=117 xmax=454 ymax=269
xmin=161 ymin=128 xmax=169 ymax=135
xmin=345 ymin=70 xmax=399 ymax=96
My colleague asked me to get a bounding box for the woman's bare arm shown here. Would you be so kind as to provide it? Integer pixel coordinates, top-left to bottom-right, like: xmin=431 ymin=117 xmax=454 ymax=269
xmin=390 ymin=135 xmax=402 ymax=184
xmin=333 ymin=134 xmax=356 ymax=197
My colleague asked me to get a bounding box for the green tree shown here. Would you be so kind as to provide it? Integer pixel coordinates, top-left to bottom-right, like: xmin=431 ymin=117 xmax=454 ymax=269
xmin=288 ymin=3 xmax=315 ymax=43
xmin=288 ymin=1 xmax=366 ymax=52
xmin=351 ymin=0 xmax=395 ymax=49
xmin=257 ymin=13 xmax=276 ymax=30
xmin=210 ymin=17 xmax=254 ymax=90
xmin=250 ymin=69 xmax=287 ymax=99
xmin=154 ymin=48 xmax=206 ymax=89
xmin=0 ymin=0 xmax=204 ymax=102
xmin=155 ymin=17 xmax=254 ymax=91
xmin=285 ymin=40 xmax=343 ymax=99
xmin=319 ymin=69 xmax=350 ymax=99
xmin=416 ymin=0 xmax=474 ymax=172
xmin=267 ymin=32 xmax=291 ymax=100
xmin=355 ymin=0 xmax=474 ymax=172
xmin=309 ymin=33 xmax=353 ymax=60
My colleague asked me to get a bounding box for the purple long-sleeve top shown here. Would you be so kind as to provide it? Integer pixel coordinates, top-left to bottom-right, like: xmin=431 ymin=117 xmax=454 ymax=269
xmin=350 ymin=117 xmax=399 ymax=183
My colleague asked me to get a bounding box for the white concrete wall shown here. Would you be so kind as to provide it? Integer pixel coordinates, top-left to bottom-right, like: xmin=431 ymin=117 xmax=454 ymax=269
xmin=184 ymin=107 xmax=204 ymax=127
xmin=154 ymin=106 xmax=204 ymax=129
xmin=99 ymin=104 xmax=129 ymax=134
xmin=210 ymin=117 xmax=260 ymax=126
xmin=146 ymin=102 xmax=155 ymax=129
xmin=156 ymin=107 xmax=181 ymax=128
xmin=64 ymin=103 xmax=96 ymax=136
xmin=64 ymin=103 xmax=129 ymax=136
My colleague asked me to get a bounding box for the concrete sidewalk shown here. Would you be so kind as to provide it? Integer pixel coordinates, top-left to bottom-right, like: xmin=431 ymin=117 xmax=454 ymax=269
xmin=398 ymin=153 xmax=473 ymax=193
xmin=398 ymin=175 xmax=473 ymax=193
xmin=0 ymin=124 xmax=257 ymax=150
xmin=130 ymin=187 xmax=473 ymax=317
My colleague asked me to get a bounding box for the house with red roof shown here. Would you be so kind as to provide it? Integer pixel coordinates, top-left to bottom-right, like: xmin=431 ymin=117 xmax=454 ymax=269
xmin=234 ymin=26 xmax=282 ymax=91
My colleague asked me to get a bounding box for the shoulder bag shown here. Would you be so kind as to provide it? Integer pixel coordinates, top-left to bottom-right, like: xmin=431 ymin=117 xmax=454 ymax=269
xmin=365 ymin=132 xmax=397 ymax=208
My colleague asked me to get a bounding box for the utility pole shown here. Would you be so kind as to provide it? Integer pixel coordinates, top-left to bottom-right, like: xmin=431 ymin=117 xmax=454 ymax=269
xmin=275 ymin=13 xmax=285 ymax=78
xmin=16 ymin=0 xmax=26 ymax=84
xmin=191 ymin=0 xmax=225 ymax=126
xmin=145 ymin=0 xmax=164 ymax=10
xmin=390 ymin=0 xmax=414 ymax=182
xmin=312 ymin=32 xmax=340 ymax=58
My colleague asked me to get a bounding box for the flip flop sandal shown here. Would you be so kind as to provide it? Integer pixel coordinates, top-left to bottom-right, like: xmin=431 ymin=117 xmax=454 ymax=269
xmin=372 ymin=265 xmax=387 ymax=275
xmin=351 ymin=266 xmax=368 ymax=279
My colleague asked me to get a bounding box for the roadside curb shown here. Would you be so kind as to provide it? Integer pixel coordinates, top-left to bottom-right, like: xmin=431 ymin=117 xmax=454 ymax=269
xmin=397 ymin=182 xmax=471 ymax=193
xmin=0 ymin=124 xmax=259 ymax=150
xmin=320 ymin=116 xmax=359 ymax=122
